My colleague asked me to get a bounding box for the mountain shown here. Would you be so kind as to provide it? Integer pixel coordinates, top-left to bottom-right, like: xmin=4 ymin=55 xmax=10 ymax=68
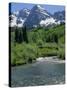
xmin=53 ymin=10 xmax=65 ymax=24
xmin=18 ymin=9 xmax=30 ymax=19
xmin=24 ymin=5 xmax=56 ymax=28
xmin=9 ymin=9 xmax=30 ymax=27
xmin=9 ymin=5 xmax=65 ymax=28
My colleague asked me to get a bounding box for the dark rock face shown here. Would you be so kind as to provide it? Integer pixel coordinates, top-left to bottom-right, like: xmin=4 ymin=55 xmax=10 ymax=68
xmin=18 ymin=9 xmax=30 ymax=19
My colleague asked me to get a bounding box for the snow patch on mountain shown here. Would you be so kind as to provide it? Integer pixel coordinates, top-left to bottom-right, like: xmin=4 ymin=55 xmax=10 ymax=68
xmin=9 ymin=14 xmax=17 ymax=27
xmin=40 ymin=18 xmax=56 ymax=27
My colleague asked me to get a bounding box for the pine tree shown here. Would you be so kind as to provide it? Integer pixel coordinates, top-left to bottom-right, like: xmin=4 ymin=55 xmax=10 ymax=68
xmin=22 ymin=26 xmax=28 ymax=43
xmin=19 ymin=30 xmax=23 ymax=43
xmin=15 ymin=27 xmax=19 ymax=43
xmin=15 ymin=27 xmax=23 ymax=43
xmin=54 ymin=34 xmax=58 ymax=43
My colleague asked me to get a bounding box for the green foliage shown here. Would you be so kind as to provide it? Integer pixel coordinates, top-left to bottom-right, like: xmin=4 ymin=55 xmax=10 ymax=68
xmin=11 ymin=24 xmax=65 ymax=66
xmin=36 ymin=39 xmax=44 ymax=48
xmin=38 ymin=47 xmax=58 ymax=57
xmin=58 ymin=47 xmax=65 ymax=60
xmin=45 ymin=25 xmax=65 ymax=43
xmin=11 ymin=43 xmax=38 ymax=66
xmin=32 ymin=31 xmax=40 ymax=43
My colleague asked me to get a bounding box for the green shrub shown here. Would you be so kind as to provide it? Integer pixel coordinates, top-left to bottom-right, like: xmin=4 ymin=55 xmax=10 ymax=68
xmin=37 ymin=47 xmax=58 ymax=57
xmin=36 ymin=40 xmax=44 ymax=48
xmin=11 ymin=43 xmax=38 ymax=66
xmin=58 ymin=47 xmax=65 ymax=60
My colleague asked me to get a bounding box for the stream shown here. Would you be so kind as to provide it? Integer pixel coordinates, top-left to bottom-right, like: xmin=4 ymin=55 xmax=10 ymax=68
xmin=11 ymin=56 xmax=65 ymax=87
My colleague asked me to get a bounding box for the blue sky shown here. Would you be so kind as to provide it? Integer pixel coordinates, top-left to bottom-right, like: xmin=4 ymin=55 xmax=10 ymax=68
xmin=9 ymin=3 xmax=65 ymax=14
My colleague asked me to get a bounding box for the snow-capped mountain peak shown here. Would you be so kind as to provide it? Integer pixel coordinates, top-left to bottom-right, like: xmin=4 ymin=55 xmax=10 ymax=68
xmin=9 ymin=5 xmax=65 ymax=28
xmin=24 ymin=5 xmax=55 ymax=28
xmin=32 ymin=5 xmax=44 ymax=10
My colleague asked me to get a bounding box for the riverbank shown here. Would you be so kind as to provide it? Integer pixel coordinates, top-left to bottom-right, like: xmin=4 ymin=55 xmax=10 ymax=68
xmin=11 ymin=56 xmax=65 ymax=67
xmin=36 ymin=56 xmax=65 ymax=64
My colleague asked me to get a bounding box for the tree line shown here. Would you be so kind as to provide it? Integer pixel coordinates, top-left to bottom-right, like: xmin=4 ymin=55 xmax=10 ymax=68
xmin=15 ymin=26 xmax=28 ymax=43
xmin=14 ymin=26 xmax=60 ymax=44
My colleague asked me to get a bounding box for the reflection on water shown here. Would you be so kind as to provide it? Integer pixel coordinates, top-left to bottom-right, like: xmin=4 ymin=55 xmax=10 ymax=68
xmin=11 ymin=59 xmax=65 ymax=87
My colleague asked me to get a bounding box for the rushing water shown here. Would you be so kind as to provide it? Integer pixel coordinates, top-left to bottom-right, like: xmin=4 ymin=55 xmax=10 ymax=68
xmin=11 ymin=57 xmax=65 ymax=87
